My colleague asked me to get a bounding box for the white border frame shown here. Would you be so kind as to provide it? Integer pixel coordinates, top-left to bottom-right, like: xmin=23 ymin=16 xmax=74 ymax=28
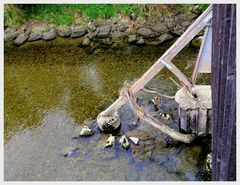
xmin=1 ymin=1 xmax=239 ymax=185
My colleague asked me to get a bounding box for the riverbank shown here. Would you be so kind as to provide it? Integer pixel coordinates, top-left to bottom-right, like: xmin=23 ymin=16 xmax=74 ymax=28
xmin=4 ymin=4 xmax=203 ymax=50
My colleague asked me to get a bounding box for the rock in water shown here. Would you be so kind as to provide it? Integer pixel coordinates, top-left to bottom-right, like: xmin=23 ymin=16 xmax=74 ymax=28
xmin=136 ymin=37 xmax=145 ymax=45
xmin=97 ymin=111 xmax=121 ymax=133
xmin=151 ymin=23 xmax=168 ymax=34
xmin=129 ymin=137 xmax=139 ymax=145
xmin=98 ymin=25 xmax=112 ymax=38
xmin=63 ymin=147 xmax=80 ymax=158
xmin=13 ymin=33 xmax=29 ymax=46
xmin=119 ymin=135 xmax=130 ymax=150
xmin=158 ymin=34 xmax=174 ymax=44
xmin=151 ymin=96 xmax=161 ymax=106
xmin=85 ymin=46 xmax=95 ymax=54
xmin=71 ymin=26 xmax=87 ymax=38
xmin=105 ymin=134 xmax=115 ymax=147
xmin=159 ymin=112 xmax=174 ymax=120
xmin=58 ymin=25 xmax=72 ymax=37
xmin=119 ymin=25 xmax=128 ymax=32
xmin=132 ymin=117 xmax=140 ymax=126
xmin=205 ymin=152 xmax=212 ymax=172
xmin=79 ymin=125 xmax=92 ymax=136
xmin=87 ymin=22 xmax=96 ymax=33
xmin=82 ymin=38 xmax=91 ymax=47
xmin=4 ymin=31 xmax=20 ymax=42
xmin=28 ymin=31 xmax=43 ymax=41
xmin=137 ymin=27 xmax=159 ymax=39
xmin=87 ymin=29 xmax=99 ymax=40
xmin=42 ymin=28 xmax=57 ymax=41
xmin=111 ymin=31 xmax=125 ymax=42
xmin=127 ymin=34 xmax=137 ymax=43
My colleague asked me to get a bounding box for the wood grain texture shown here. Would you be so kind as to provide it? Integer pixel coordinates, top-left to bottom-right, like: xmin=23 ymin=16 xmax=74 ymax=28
xmin=211 ymin=4 xmax=236 ymax=181
xmin=179 ymin=107 xmax=210 ymax=135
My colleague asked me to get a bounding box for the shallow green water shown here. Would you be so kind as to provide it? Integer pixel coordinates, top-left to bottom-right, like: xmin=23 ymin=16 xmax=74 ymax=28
xmin=4 ymin=38 xmax=211 ymax=181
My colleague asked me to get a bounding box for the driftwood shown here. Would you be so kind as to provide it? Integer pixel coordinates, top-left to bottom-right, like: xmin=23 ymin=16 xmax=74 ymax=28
xmin=120 ymin=83 xmax=196 ymax=143
xmin=98 ymin=5 xmax=212 ymax=117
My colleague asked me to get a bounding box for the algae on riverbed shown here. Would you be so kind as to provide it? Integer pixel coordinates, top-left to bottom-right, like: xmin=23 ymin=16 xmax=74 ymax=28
xmin=4 ymin=37 xmax=212 ymax=181
xmin=4 ymin=37 xmax=206 ymax=141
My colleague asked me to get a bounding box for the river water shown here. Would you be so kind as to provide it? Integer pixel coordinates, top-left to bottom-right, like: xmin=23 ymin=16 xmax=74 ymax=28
xmin=4 ymin=37 xmax=211 ymax=181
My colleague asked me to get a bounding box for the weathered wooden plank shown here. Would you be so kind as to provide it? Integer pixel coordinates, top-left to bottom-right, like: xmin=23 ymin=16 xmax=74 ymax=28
xmin=211 ymin=4 xmax=236 ymax=181
xmin=191 ymin=25 xmax=212 ymax=84
xmin=207 ymin=109 xmax=212 ymax=134
xmin=216 ymin=5 xmax=230 ymax=180
xmin=179 ymin=107 xmax=211 ymax=135
xmin=219 ymin=4 xmax=236 ymax=180
xmin=197 ymin=109 xmax=207 ymax=135
xmin=179 ymin=107 xmax=188 ymax=131
xmin=190 ymin=109 xmax=198 ymax=134
xmin=220 ymin=76 xmax=235 ymax=180
xmin=212 ymin=4 xmax=223 ymax=179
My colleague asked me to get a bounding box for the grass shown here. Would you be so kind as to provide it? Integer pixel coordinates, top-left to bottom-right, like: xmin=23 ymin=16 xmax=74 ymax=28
xmin=198 ymin=4 xmax=210 ymax=11
xmin=24 ymin=4 xmax=141 ymax=25
xmin=4 ymin=4 xmax=25 ymax=27
xmin=4 ymin=4 xmax=200 ymax=27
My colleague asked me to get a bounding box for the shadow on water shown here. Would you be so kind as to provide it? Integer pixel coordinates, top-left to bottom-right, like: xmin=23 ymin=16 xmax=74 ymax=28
xmin=4 ymin=37 xmax=211 ymax=181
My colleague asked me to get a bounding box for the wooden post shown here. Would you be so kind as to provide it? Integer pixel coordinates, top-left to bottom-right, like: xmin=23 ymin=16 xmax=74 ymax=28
xmin=211 ymin=4 xmax=236 ymax=181
xmin=176 ymin=85 xmax=212 ymax=135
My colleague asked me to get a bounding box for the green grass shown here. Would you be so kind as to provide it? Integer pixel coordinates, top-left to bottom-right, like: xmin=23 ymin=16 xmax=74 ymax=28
xmin=24 ymin=4 xmax=141 ymax=25
xmin=4 ymin=4 xmax=199 ymax=27
xmin=4 ymin=4 xmax=25 ymax=27
xmin=198 ymin=4 xmax=210 ymax=11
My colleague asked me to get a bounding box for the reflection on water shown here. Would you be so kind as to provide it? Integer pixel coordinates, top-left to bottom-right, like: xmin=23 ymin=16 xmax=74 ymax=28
xmin=4 ymin=37 xmax=210 ymax=181
xmin=81 ymin=64 xmax=103 ymax=93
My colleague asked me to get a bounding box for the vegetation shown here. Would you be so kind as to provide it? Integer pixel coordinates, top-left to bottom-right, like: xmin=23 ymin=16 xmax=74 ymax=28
xmin=4 ymin=4 xmax=208 ymax=27
xmin=4 ymin=5 xmax=25 ymax=27
xmin=5 ymin=4 xmax=141 ymax=26
xmin=198 ymin=4 xmax=210 ymax=11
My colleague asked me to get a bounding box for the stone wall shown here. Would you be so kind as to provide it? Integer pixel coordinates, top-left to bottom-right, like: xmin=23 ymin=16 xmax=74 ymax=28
xmin=4 ymin=12 xmax=201 ymax=51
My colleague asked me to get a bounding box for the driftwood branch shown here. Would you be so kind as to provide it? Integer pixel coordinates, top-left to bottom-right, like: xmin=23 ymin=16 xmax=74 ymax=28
xmin=121 ymin=83 xmax=196 ymax=143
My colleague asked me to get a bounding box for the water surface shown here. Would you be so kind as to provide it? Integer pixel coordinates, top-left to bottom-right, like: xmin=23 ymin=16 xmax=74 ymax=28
xmin=4 ymin=38 xmax=211 ymax=181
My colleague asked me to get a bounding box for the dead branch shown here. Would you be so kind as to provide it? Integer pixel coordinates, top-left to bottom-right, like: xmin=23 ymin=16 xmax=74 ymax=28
xmin=121 ymin=83 xmax=196 ymax=143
